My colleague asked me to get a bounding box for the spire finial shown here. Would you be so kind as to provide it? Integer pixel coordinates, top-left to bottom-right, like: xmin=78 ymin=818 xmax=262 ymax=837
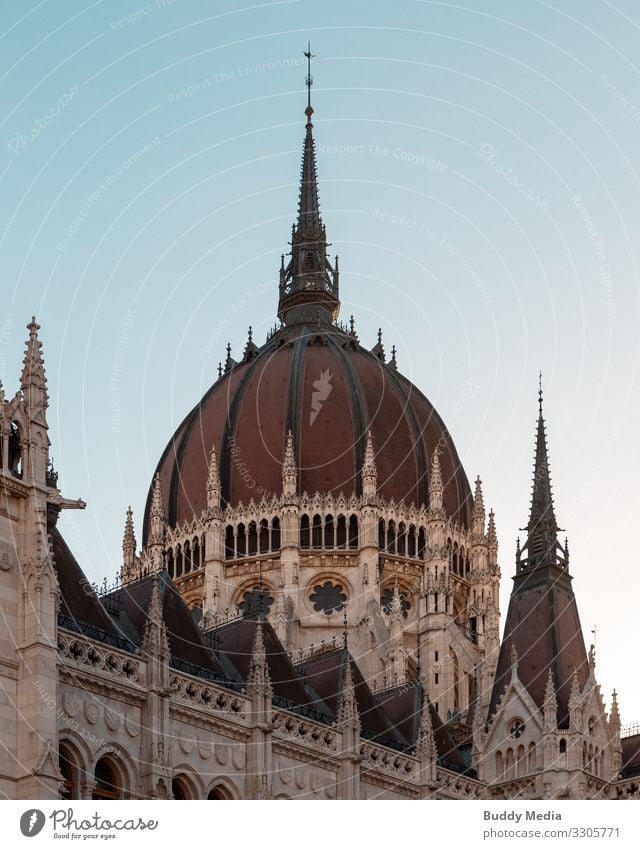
xmin=248 ymin=325 xmax=253 ymax=343
xmin=304 ymin=42 xmax=315 ymax=116
xmin=538 ymin=371 xmax=543 ymax=416
xmin=343 ymin=603 xmax=349 ymax=650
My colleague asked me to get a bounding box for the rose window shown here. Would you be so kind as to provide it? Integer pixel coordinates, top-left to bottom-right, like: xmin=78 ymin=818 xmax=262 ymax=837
xmin=309 ymin=581 xmax=347 ymax=615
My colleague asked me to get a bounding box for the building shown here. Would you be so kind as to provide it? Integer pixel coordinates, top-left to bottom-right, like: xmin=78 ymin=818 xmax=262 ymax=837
xmin=1 ymin=63 xmax=639 ymax=801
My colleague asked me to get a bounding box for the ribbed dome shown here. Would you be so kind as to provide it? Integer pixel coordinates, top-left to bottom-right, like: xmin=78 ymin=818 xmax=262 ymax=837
xmin=142 ymin=87 xmax=473 ymax=539
xmin=142 ymin=322 xmax=472 ymax=540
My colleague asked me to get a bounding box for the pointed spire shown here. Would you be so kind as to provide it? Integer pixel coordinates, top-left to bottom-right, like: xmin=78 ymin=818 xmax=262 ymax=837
xmin=362 ymin=430 xmax=377 ymax=498
xmin=277 ymin=47 xmax=339 ymax=327
xmin=148 ymin=473 xmax=165 ymax=557
xmin=141 ymin=575 xmax=170 ymax=661
xmin=543 ymin=668 xmax=558 ymax=731
xmin=337 ymin=655 xmax=359 ymax=727
xmin=122 ymin=506 xmax=136 ymax=579
xmin=390 ymin=578 xmax=403 ymax=625
xmin=207 ymin=444 xmax=221 ymax=510
xmin=510 ymin=643 xmax=518 ymax=680
xmin=429 ymin=448 xmax=443 ymax=512
xmin=243 ymin=325 xmax=259 ymax=362
xmin=224 ymin=342 xmax=235 ymax=372
xmin=520 ymin=378 xmax=560 ymax=571
xmin=609 ymin=690 xmax=621 ymax=733
xmin=487 ymin=509 xmax=497 ymax=555
xmin=416 ymin=693 xmax=437 ymax=763
xmin=372 ymin=328 xmax=385 ymax=361
xmin=472 ymin=475 xmax=485 ymax=536
xmin=568 ymin=671 xmax=582 ymax=726
xmin=247 ymin=619 xmax=271 ymax=690
xmin=282 ymin=429 xmax=297 ymax=497
xmin=389 ymin=344 xmax=397 ymax=370
xmin=21 ymin=316 xmax=48 ymax=411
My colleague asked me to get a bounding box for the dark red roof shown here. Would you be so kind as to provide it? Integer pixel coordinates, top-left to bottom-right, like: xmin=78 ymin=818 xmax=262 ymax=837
xmin=143 ymin=324 xmax=472 ymax=538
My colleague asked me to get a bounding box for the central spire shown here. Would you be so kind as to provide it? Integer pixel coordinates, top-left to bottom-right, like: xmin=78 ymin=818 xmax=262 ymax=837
xmin=517 ymin=378 xmax=566 ymax=572
xmin=278 ymin=44 xmax=340 ymax=327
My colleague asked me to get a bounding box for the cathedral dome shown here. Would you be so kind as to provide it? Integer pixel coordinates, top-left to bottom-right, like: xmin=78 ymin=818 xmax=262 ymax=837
xmin=143 ymin=323 xmax=472 ymax=539
xmin=142 ymin=89 xmax=472 ymax=539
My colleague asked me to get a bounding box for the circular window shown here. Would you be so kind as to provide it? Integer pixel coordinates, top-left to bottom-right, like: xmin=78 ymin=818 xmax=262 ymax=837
xmin=508 ymin=719 xmax=526 ymax=739
xmin=239 ymin=586 xmax=274 ymax=619
xmin=309 ymin=581 xmax=347 ymax=615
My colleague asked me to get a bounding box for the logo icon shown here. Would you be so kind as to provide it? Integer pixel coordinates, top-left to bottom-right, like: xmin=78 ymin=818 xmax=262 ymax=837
xmin=310 ymin=369 xmax=333 ymax=426
xmin=20 ymin=809 xmax=45 ymax=837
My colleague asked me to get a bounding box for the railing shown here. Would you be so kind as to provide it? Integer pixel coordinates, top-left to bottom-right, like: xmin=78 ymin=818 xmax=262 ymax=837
xmin=58 ymin=614 xmax=136 ymax=652
xmin=621 ymin=722 xmax=640 ymax=738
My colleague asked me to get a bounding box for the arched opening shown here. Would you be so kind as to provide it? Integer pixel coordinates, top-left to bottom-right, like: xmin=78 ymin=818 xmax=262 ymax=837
xmin=378 ymin=519 xmax=385 ymax=550
xmin=495 ymin=750 xmax=503 ymax=779
xmin=183 ymin=540 xmax=191 ymax=574
xmin=225 ymin=526 xmax=235 ymax=559
xmin=259 ymin=519 xmax=269 ymax=554
xmin=418 ymin=527 xmax=426 ymax=560
xmin=175 ymin=545 xmax=183 ymax=578
xmin=451 ymin=542 xmax=459 ymax=575
xmin=172 ymin=775 xmax=196 ymax=800
xmin=207 ymin=784 xmax=235 ymax=800
xmin=528 ymin=742 xmax=536 ymax=773
xmin=192 ymin=538 xmax=200 ymax=571
xmin=167 ymin=548 xmax=175 ymax=579
xmin=92 ymin=757 xmax=122 ymax=800
xmin=59 ymin=743 xmax=81 ymax=800
xmin=559 ymin=738 xmax=567 ymax=754
xmin=408 ymin=525 xmax=416 ymax=557
xmin=386 ymin=520 xmax=396 ymax=554
xmin=271 ymin=517 xmax=281 ymax=550
xmin=336 ymin=514 xmax=347 ymax=548
xmin=9 ymin=421 xmax=22 ymax=478
xmin=300 ymin=514 xmax=310 ymax=548
xmin=312 ymin=514 xmax=322 ymax=548
xmin=247 ymin=522 xmax=257 ymax=556
xmin=397 ymin=522 xmax=406 ymax=556
xmin=324 ymin=514 xmax=334 ymax=548
xmin=201 ymin=534 xmax=206 ymax=562
xmin=236 ymin=523 xmax=246 ymax=557
xmin=348 ymin=515 xmax=358 ymax=549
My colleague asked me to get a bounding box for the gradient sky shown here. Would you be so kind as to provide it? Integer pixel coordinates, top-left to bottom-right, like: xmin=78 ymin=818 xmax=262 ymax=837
xmin=1 ymin=1 xmax=639 ymax=725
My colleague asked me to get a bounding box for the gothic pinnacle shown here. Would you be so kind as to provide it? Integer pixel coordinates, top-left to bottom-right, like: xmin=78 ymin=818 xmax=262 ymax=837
xmin=472 ymin=475 xmax=485 ymax=535
xmin=20 ymin=315 xmax=48 ymax=410
xmin=282 ymin=430 xmax=297 ymax=497
xmin=337 ymin=655 xmax=359 ymax=726
xmin=429 ymin=447 xmax=443 ymax=512
xmin=123 ymin=506 xmax=136 ymax=554
xmin=247 ymin=619 xmax=271 ymax=690
xmin=610 ymin=690 xmax=621 ymax=731
xmin=207 ymin=444 xmax=221 ymax=508
xmin=141 ymin=574 xmax=170 ymax=660
xmin=362 ymin=430 xmax=377 ymax=497
xmin=416 ymin=693 xmax=436 ymax=762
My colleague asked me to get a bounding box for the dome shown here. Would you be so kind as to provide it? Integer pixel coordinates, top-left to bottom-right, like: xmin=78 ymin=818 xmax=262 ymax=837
xmin=142 ymin=95 xmax=472 ymax=539
xmin=143 ymin=322 xmax=472 ymax=538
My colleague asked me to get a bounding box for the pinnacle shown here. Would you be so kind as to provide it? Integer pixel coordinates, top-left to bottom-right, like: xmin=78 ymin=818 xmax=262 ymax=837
xmin=123 ymin=506 xmax=136 ymax=549
xmin=20 ymin=315 xmax=48 ymax=406
xmin=151 ymin=473 xmax=163 ymax=518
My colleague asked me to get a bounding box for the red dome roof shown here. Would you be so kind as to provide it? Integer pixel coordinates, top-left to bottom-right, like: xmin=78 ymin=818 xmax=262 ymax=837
xmin=143 ymin=323 xmax=472 ymax=539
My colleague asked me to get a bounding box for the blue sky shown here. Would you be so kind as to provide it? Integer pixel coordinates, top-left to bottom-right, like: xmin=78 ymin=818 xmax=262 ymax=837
xmin=1 ymin=0 xmax=639 ymax=722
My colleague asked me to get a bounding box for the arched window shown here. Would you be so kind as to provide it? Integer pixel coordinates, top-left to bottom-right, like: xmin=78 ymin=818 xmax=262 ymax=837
xmin=387 ymin=520 xmax=396 ymax=554
xmin=225 ymin=526 xmax=235 ymax=560
xmin=92 ymin=757 xmax=121 ymax=800
xmin=418 ymin=527 xmax=426 ymax=560
xmin=300 ymin=515 xmax=310 ymax=548
xmin=324 ymin=514 xmax=334 ymax=548
xmin=175 ymin=545 xmax=183 ymax=578
xmin=239 ymin=586 xmax=274 ymax=619
xmin=248 ymin=522 xmax=257 ymax=556
xmin=59 ymin=744 xmax=80 ymax=800
xmin=237 ymin=523 xmax=246 ymax=557
xmin=336 ymin=515 xmax=347 ymax=548
xmin=312 ymin=514 xmax=322 ymax=548
xmin=271 ymin=518 xmax=281 ymax=551
xmin=184 ymin=541 xmax=191 ymax=574
xmin=192 ymin=538 xmax=200 ymax=571
xmin=495 ymin=750 xmax=503 ymax=779
xmin=378 ymin=519 xmax=385 ymax=550
xmin=408 ymin=525 xmax=416 ymax=557
xmin=397 ymin=522 xmax=406 ymax=556
xmin=451 ymin=542 xmax=459 ymax=574
xmin=201 ymin=534 xmax=206 ymax=563
xmin=559 ymin=738 xmax=567 ymax=754
xmin=208 ymin=785 xmax=235 ymax=800
xmin=9 ymin=421 xmax=22 ymax=478
xmin=528 ymin=742 xmax=536 ymax=773
xmin=172 ymin=776 xmax=195 ymax=800
xmin=348 ymin=515 xmax=358 ymax=549
xmin=259 ymin=519 xmax=269 ymax=553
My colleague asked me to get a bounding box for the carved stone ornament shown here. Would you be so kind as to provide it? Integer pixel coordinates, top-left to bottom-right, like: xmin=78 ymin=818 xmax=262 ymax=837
xmin=0 ymin=540 xmax=17 ymax=572
xmin=62 ymin=691 xmax=80 ymax=718
xmin=84 ymin=700 xmax=99 ymax=725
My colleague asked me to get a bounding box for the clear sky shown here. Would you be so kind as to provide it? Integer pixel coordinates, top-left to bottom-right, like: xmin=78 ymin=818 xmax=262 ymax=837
xmin=1 ymin=1 xmax=639 ymax=725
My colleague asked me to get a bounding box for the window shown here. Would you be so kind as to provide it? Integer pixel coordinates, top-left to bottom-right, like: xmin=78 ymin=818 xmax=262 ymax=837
xmin=380 ymin=586 xmax=411 ymax=618
xmin=508 ymin=719 xmax=526 ymax=739
xmin=239 ymin=586 xmax=274 ymax=619
xmin=309 ymin=581 xmax=347 ymax=615
xmin=300 ymin=515 xmax=310 ymax=548
xmin=92 ymin=758 xmax=120 ymax=800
